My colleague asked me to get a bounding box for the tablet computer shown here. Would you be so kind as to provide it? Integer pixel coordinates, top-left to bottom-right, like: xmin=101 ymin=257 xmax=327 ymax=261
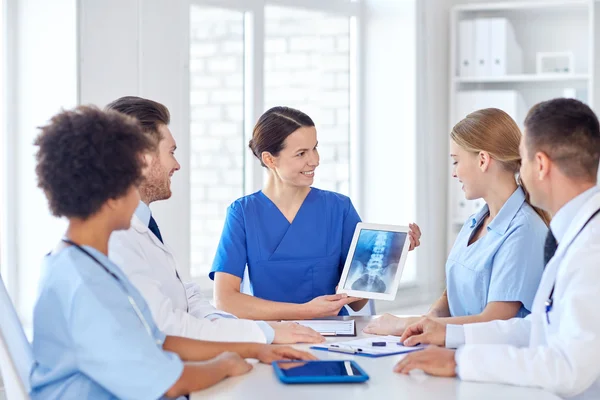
xmin=336 ymin=223 xmax=410 ymax=301
xmin=272 ymin=360 xmax=369 ymax=384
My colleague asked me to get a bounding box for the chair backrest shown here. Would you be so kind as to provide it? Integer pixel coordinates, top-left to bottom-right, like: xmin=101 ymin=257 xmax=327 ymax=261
xmin=0 ymin=274 xmax=33 ymax=400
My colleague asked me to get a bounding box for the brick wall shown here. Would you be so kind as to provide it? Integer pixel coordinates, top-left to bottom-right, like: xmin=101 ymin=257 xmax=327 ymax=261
xmin=264 ymin=6 xmax=351 ymax=195
xmin=190 ymin=5 xmax=351 ymax=277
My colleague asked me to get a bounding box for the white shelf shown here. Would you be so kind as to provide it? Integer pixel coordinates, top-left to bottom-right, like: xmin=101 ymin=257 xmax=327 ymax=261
xmin=453 ymin=0 xmax=589 ymax=13
xmin=454 ymin=74 xmax=590 ymax=84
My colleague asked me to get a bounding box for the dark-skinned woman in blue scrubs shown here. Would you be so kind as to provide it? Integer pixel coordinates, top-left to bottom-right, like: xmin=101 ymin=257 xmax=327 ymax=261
xmin=210 ymin=106 xmax=421 ymax=320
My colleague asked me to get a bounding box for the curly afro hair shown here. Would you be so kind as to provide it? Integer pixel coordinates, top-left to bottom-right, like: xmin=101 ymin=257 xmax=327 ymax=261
xmin=34 ymin=106 xmax=155 ymax=219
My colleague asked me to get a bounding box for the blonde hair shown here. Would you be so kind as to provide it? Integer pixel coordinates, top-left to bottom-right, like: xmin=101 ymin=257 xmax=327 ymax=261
xmin=451 ymin=108 xmax=551 ymax=225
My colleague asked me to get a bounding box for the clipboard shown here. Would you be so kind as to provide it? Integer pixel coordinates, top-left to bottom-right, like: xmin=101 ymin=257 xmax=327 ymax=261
xmin=291 ymin=319 xmax=357 ymax=337
xmin=310 ymin=335 xmax=426 ymax=358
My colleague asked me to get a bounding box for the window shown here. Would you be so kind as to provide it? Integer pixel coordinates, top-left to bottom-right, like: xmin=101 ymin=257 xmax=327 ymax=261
xmin=189 ymin=0 xmax=360 ymax=280
xmin=264 ymin=5 xmax=352 ymax=194
xmin=189 ymin=5 xmax=246 ymax=278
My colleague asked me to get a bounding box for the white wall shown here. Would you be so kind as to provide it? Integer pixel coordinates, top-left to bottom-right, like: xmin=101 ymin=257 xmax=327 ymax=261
xmin=79 ymin=0 xmax=192 ymax=279
xmin=6 ymin=0 xmax=192 ymax=323
xmin=417 ymin=0 xmax=457 ymax=299
xmin=10 ymin=0 xmax=77 ymax=324
xmin=361 ymin=0 xmax=456 ymax=309
xmin=0 ymin=0 xmax=4 ymax=373
xmin=361 ymin=0 xmax=416 ymax=228
xmin=1 ymin=0 xmax=8 ymax=289
xmin=361 ymin=0 xmax=421 ymax=306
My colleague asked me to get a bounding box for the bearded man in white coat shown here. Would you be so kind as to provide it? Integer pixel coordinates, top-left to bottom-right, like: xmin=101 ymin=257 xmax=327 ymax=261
xmin=393 ymin=98 xmax=600 ymax=399
xmin=106 ymin=96 xmax=323 ymax=345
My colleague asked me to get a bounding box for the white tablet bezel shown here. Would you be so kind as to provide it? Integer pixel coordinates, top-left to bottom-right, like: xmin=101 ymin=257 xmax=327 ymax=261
xmin=336 ymin=222 xmax=411 ymax=301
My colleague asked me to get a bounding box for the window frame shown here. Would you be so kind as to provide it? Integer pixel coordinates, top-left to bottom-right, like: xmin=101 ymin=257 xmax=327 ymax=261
xmin=191 ymin=0 xmax=362 ymax=202
xmin=1 ymin=0 xmax=18 ymax=302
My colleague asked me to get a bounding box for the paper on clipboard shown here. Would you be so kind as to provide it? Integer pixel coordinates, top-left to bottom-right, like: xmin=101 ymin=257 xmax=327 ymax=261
xmin=313 ymin=335 xmax=426 ymax=357
xmin=292 ymin=320 xmax=356 ymax=336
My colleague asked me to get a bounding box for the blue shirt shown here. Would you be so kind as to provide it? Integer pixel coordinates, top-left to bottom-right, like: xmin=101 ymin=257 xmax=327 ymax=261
xmin=133 ymin=201 xmax=275 ymax=342
xmin=446 ymin=187 xmax=547 ymax=318
xmin=30 ymin=245 xmax=184 ymax=400
xmin=210 ymin=188 xmax=361 ymax=315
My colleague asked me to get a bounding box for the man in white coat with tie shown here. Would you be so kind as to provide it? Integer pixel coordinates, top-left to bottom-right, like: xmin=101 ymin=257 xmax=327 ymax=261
xmin=106 ymin=96 xmax=323 ymax=344
xmin=393 ymin=98 xmax=600 ymax=399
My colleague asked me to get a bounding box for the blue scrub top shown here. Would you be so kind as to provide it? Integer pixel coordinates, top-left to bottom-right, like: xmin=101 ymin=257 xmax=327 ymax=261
xmin=446 ymin=187 xmax=547 ymax=318
xmin=30 ymin=245 xmax=184 ymax=400
xmin=210 ymin=188 xmax=361 ymax=315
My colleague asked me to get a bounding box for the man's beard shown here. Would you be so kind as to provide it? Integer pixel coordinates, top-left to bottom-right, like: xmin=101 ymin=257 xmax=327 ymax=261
xmin=140 ymin=161 xmax=171 ymax=203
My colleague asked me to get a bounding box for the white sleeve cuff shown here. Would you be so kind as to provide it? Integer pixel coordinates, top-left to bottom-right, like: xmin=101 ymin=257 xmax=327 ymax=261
xmin=204 ymin=312 xmax=237 ymax=320
xmin=255 ymin=321 xmax=275 ymax=344
xmin=446 ymin=324 xmax=466 ymax=349
xmin=454 ymin=347 xmax=464 ymax=378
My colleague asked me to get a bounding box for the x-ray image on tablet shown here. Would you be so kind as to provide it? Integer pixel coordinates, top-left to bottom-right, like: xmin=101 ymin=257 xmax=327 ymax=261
xmin=337 ymin=223 xmax=410 ymax=301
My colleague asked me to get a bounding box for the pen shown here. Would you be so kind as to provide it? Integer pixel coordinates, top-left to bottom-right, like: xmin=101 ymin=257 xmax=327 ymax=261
xmin=329 ymin=347 xmax=355 ymax=354
xmin=329 ymin=345 xmax=363 ymax=353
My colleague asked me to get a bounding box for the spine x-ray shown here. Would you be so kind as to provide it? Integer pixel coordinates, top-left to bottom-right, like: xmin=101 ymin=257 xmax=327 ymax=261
xmin=343 ymin=229 xmax=407 ymax=294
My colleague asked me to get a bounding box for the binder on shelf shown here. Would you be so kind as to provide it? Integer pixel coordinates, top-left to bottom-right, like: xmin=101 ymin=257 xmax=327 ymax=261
xmin=489 ymin=18 xmax=522 ymax=76
xmin=458 ymin=20 xmax=475 ymax=77
xmin=474 ymin=19 xmax=491 ymax=76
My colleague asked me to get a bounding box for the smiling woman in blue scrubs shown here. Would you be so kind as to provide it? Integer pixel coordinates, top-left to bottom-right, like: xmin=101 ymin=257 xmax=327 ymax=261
xmin=29 ymin=106 xmax=314 ymax=400
xmin=364 ymin=108 xmax=549 ymax=336
xmin=211 ymin=107 xmax=421 ymax=320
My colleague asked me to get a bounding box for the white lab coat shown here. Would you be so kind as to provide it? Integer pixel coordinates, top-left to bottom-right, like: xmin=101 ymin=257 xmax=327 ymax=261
xmin=456 ymin=191 xmax=600 ymax=399
xmin=108 ymin=214 xmax=268 ymax=343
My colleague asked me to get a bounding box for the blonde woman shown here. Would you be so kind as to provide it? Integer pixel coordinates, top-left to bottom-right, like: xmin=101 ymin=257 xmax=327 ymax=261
xmin=364 ymin=109 xmax=549 ymax=339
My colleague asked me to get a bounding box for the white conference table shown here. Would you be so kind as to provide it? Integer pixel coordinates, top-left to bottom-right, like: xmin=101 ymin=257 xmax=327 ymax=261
xmin=191 ymin=316 xmax=561 ymax=400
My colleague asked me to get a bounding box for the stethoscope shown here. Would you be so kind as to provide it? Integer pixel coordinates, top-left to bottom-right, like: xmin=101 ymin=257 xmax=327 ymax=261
xmin=61 ymin=238 xmax=159 ymax=344
xmin=544 ymin=208 xmax=600 ymax=325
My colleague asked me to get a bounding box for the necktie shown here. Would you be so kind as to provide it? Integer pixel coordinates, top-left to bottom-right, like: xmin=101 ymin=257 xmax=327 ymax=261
xmin=543 ymin=229 xmax=558 ymax=267
xmin=148 ymin=216 xmax=164 ymax=244
xmin=148 ymin=216 xmax=184 ymax=284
